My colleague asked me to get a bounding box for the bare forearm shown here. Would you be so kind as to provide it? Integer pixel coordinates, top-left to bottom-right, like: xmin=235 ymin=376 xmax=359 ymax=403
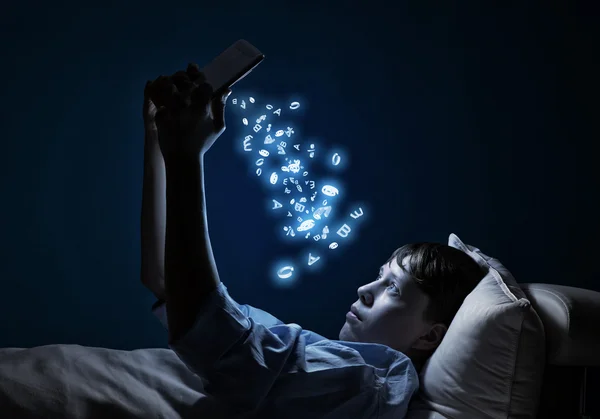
xmin=140 ymin=128 xmax=167 ymax=299
xmin=164 ymin=153 xmax=220 ymax=342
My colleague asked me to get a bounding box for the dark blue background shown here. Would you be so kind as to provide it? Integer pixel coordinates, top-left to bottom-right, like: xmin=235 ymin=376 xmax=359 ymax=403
xmin=1 ymin=0 xmax=598 ymax=413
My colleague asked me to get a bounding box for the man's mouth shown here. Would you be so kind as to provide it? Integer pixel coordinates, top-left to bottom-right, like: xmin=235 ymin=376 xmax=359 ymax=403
xmin=349 ymin=306 xmax=362 ymax=320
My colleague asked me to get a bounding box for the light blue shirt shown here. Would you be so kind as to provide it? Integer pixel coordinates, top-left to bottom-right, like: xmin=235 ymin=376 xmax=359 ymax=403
xmin=152 ymin=283 xmax=419 ymax=418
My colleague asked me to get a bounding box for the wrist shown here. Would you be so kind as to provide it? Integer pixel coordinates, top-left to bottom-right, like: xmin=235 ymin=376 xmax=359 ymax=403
xmin=164 ymin=152 xmax=204 ymax=172
xmin=144 ymin=117 xmax=158 ymax=132
xmin=144 ymin=125 xmax=159 ymax=147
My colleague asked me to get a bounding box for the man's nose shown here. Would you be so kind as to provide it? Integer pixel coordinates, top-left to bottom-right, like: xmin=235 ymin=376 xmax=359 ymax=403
xmin=357 ymin=285 xmax=373 ymax=306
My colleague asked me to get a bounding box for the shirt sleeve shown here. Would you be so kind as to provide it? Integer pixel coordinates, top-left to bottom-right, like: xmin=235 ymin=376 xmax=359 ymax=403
xmin=151 ymin=286 xmax=285 ymax=330
xmin=164 ymin=283 xmax=304 ymax=413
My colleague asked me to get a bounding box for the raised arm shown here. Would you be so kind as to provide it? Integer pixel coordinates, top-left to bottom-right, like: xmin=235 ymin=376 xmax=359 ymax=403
xmin=141 ymin=83 xmax=286 ymax=331
xmin=140 ymin=89 xmax=167 ymax=301
xmin=146 ymin=67 xmax=229 ymax=343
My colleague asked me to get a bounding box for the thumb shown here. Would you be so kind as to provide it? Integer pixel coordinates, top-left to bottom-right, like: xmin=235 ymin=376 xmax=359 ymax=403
xmin=211 ymin=89 xmax=231 ymax=131
xmin=143 ymin=81 xmax=153 ymax=117
xmin=144 ymin=80 xmax=152 ymax=98
xmin=143 ymin=81 xmax=159 ymax=119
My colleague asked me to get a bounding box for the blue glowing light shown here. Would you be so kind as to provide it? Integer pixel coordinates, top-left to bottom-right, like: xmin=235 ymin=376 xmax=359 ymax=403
xmin=230 ymin=94 xmax=368 ymax=287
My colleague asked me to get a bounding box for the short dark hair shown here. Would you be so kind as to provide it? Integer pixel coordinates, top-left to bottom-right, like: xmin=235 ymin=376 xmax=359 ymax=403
xmin=387 ymin=242 xmax=486 ymax=327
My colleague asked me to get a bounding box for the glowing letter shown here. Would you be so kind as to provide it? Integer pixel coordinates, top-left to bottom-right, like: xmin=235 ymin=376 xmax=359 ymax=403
xmin=332 ymin=153 xmax=341 ymax=166
xmin=297 ymin=219 xmax=315 ymax=232
xmin=277 ymin=266 xmax=294 ymax=279
xmin=321 ymin=185 xmax=339 ymax=197
xmin=350 ymin=208 xmax=364 ymax=219
xmin=308 ymin=253 xmax=320 ymax=266
xmin=243 ymin=135 xmax=253 ymax=151
xmin=336 ymin=224 xmax=351 ymax=238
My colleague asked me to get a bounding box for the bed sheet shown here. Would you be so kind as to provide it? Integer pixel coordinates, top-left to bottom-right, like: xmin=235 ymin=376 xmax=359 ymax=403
xmin=0 ymin=344 xmax=220 ymax=418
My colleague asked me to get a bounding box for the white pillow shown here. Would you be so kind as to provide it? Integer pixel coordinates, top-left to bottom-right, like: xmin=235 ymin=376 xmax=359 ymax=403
xmin=407 ymin=234 xmax=546 ymax=419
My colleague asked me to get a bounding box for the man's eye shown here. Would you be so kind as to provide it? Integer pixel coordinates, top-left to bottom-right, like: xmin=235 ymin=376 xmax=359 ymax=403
xmin=387 ymin=282 xmax=399 ymax=294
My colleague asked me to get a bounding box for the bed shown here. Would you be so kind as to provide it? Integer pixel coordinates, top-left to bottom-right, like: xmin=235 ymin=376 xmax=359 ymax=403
xmin=1 ymin=234 xmax=599 ymax=418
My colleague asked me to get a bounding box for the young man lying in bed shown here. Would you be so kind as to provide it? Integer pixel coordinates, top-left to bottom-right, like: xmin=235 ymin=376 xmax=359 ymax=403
xmin=142 ymin=65 xmax=486 ymax=418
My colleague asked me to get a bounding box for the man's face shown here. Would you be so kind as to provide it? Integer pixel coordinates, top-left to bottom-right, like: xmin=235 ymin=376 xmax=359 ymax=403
xmin=339 ymin=256 xmax=435 ymax=353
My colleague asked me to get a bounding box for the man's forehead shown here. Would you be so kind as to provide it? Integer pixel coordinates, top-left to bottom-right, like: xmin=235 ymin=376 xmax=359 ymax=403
xmin=382 ymin=256 xmax=409 ymax=277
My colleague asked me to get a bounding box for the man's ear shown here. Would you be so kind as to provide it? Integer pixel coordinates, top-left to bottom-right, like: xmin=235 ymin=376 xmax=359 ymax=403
xmin=411 ymin=323 xmax=448 ymax=352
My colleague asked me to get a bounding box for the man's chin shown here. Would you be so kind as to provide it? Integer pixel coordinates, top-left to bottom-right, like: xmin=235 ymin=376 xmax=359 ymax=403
xmin=338 ymin=322 xmax=358 ymax=342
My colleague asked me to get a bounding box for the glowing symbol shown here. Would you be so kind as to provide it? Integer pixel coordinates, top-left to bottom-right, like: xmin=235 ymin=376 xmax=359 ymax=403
xmin=332 ymin=153 xmax=341 ymax=166
xmin=277 ymin=266 xmax=294 ymax=279
xmin=297 ymin=219 xmax=315 ymax=232
xmin=313 ymin=205 xmax=331 ymax=220
xmin=308 ymin=253 xmax=320 ymax=266
xmin=236 ymin=96 xmax=366 ymax=278
xmin=336 ymin=224 xmax=351 ymax=238
xmin=321 ymin=185 xmax=339 ymax=197
xmin=288 ymin=159 xmax=301 ymax=173
xmin=350 ymin=208 xmax=364 ymax=219
xmin=243 ymin=135 xmax=252 ymax=152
